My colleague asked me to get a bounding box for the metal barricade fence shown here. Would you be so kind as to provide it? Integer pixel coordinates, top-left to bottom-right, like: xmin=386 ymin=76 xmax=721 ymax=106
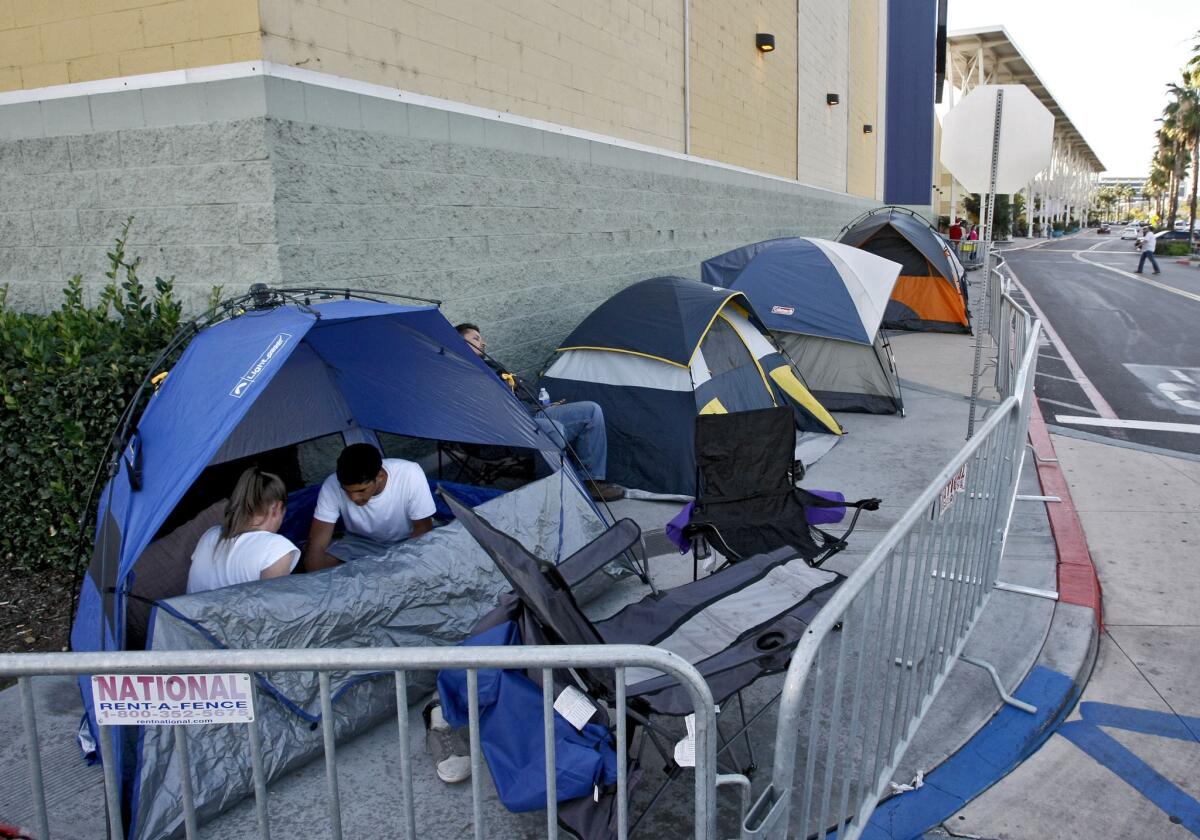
xmin=992 ymin=258 xmax=1030 ymax=399
xmin=742 ymin=296 xmax=1039 ymax=839
xmin=0 ymin=645 xmax=721 ymax=840
xmin=951 ymin=240 xmax=984 ymax=271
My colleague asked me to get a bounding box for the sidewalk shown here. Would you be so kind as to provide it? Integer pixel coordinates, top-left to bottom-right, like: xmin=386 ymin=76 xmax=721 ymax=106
xmin=0 ymin=306 xmax=1087 ymax=838
xmin=942 ymin=432 xmax=1200 ymax=839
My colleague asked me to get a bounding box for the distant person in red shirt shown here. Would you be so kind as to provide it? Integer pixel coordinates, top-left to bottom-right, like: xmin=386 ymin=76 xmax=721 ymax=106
xmin=949 ymin=218 xmax=964 ymax=242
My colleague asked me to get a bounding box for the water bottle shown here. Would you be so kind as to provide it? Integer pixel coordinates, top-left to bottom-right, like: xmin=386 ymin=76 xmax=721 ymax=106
xmin=538 ymin=387 xmax=551 ymax=407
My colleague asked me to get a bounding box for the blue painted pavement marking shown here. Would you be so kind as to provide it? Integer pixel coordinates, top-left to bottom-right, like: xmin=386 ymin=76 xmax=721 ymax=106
xmin=1058 ymin=702 xmax=1200 ymax=837
xmin=842 ymin=666 xmax=1076 ymax=840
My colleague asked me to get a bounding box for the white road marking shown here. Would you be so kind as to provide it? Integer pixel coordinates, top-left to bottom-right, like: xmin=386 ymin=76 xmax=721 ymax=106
xmin=1156 ymin=382 xmax=1200 ymax=411
xmin=1036 ymin=371 xmax=1079 ymax=382
xmin=1004 ymin=266 xmax=1119 ymax=420
xmin=1171 ymin=369 xmax=1195 ymax=383
xmin=1039 ymin=398 xmax=1101 ymax=414
xmin=1072 ymin=250 xmax=1200 ymax=304
xmin=1054 ymin=416 xmax=1200 ymax=434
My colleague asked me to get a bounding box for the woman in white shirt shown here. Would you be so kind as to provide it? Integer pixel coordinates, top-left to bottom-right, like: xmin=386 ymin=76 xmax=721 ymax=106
xmin=186 ymin=468 xmax=300 ymax=594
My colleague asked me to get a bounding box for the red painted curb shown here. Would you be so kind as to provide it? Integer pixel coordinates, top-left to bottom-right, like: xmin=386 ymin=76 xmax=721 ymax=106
xmin=1026 ymin=401 xmax=1104 ymax=629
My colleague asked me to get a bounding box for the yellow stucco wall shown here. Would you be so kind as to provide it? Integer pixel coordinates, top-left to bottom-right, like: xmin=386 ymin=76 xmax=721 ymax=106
xmin=259 ymin=0 xmax=686 ymax=152
xmin=687 ymin=0 xmax=797 ymax=179
xmin=1 ymin=0 xmax=890 ymax=194
xmin=0 ymin=0 xmax=262 ymax=92
xmin=846 ymin=0 xmax=878 ymax=198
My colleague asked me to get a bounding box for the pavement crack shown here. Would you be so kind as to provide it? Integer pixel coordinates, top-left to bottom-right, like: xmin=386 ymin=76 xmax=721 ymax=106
xmin=1104 ymin=630 xmax=1194 ymax=729
xmin=1152 ymin=455 xmax=1200 ymax=489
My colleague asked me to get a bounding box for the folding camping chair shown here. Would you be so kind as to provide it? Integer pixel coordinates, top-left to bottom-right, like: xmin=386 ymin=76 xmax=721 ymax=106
xmin=685 ymin=406 xmax=880 ymax=576
xmin=440 ymin=489 xmax=846 ymax=833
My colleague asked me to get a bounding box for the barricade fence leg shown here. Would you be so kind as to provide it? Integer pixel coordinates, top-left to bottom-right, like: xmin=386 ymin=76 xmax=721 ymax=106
xmin=393 ymin=670 xmax=417 ymax=840
xmin=101 ymin=724 xmax=124 ymax=840
xmin=467 ymin=669 xmax=484 ymax=840
xmin=318 ymin=671 xmax=343 ymax=840
xmin=246 ymin=679 xmax=271 ymax=840
xmin=19 ymin=677 xmax=51 ymax=840
xmin=542 ymin=669 xmax=558 ymax=840
xmin=174 ymin=725 xmax=199 ymax=840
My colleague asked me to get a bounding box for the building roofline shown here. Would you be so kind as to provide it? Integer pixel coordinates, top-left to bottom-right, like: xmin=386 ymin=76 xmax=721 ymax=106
xmin=947 ymin=26 xmax=1105 ymax=172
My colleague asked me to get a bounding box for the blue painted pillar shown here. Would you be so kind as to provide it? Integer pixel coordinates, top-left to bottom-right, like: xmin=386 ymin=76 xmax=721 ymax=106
xmin=884 ymin=0 xmax=937 ymax=206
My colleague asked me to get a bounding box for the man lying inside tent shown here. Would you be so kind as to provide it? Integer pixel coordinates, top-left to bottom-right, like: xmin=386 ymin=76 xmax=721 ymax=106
xmin=455 ymin=322 xmax=624 ymax=502
xmin=186 ymin=467 xmax=301 ymax=594
xmin=301 ymin=443 xmax=436 ymax=571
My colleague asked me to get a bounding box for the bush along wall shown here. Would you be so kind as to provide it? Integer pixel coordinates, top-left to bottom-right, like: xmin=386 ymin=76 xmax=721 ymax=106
xmin=1156 ymin=241 xmax=1192 ymax=257
xmin=0 ymin=219 xmax=215 ymax=575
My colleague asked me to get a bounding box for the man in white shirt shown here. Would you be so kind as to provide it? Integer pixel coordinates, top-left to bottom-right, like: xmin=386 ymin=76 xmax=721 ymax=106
xmin=1136 ymin=226 xmax=1161 ymax=275
xmin=302 ymin=443 xmax=436 ymax=571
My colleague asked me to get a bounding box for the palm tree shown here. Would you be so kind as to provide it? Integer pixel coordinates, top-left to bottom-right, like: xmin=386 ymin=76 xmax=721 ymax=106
xmin=1152 ymin=122 xmax=1187 ymax=229
xmin=1166 ymin=77 xmax=1200 ymax=244
xmin=1145 ymin=165 xmax=1167 ymax=220
xmin=1119 ymin=183 xmax=1135 ymax=219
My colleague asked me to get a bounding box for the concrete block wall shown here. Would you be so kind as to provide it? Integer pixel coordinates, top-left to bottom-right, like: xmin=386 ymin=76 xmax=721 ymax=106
xmin=0 ymin=78 xmax=277 ymax=313
xmin=1 ymin=74 xmax=917 ymax=376
xmin=259 ymin=77 xmax=888 ymax=374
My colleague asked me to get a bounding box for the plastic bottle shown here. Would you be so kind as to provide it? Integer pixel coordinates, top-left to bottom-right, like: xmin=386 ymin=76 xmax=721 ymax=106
xmin=538 ymin=387 xmax=551 ymax=407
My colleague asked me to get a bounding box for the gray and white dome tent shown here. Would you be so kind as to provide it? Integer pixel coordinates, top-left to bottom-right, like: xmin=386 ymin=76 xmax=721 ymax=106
xmin=702 ymin=237 xmax=906 ymax=415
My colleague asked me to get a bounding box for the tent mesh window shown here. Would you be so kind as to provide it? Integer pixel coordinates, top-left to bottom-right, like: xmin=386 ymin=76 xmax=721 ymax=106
xmin=700 ymin=315 xmax=755 ymax=377
xmin=863 ymin=226 xmax=933 ymax=276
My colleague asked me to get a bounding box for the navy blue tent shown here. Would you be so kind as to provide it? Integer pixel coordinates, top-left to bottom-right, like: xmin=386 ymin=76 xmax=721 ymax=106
xmin=540 ymin=277 xmax=842 ymax=495
xmin=702 ymin=237 xmax=906 ymax=414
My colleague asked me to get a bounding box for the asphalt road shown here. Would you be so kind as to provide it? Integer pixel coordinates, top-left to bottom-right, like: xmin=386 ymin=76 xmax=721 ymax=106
xmin=1002 ymin=232 xmax=1200 ymax=456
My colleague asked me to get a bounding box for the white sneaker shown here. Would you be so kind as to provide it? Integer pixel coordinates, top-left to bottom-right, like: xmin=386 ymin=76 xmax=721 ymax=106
xmin=436 ymin=754 xmax=472 ymax=784
xmin=425 ymin=702 xmax=472 ymax=784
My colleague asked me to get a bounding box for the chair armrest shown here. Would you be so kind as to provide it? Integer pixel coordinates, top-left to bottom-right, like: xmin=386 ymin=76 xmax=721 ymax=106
xmin=558 ymin=519 xmax=642 ymax=588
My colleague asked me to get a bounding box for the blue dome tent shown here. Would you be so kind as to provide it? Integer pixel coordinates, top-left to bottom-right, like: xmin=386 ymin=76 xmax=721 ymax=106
xmin=539 ymin=276 xmax=842 ymax=495
xmin=702 ymin=237 xmax=906 ymax=414
xmin=69 ymin=289 xmax=609 ymax=839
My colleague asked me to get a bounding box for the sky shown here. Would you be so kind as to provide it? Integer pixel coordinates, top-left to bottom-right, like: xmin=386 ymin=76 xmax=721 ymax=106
xmin=946 ymin=0 xmax=1200 ymax=176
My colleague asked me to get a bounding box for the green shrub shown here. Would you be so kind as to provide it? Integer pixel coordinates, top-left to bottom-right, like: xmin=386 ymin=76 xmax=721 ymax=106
xmin=1156 ymin=241 xmax=1192 ymax=257
xmin=0 ymin=219 xmax=215 ymax=574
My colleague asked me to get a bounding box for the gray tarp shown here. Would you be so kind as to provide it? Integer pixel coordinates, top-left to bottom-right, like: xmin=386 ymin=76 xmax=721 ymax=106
xmin=133 ymin=474 xmax=606 ymax=840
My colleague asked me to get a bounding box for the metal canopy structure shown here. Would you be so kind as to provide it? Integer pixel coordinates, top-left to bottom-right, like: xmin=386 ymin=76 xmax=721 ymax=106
xmin=938 ymin=26 xmax=1104 ymax=233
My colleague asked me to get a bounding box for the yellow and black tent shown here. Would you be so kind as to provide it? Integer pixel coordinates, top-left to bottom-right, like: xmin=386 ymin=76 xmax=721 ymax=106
xmin=538 ymin=276 xmax=842 ymax=495
xmin=839 ymin=207 xmax=971 ymax=334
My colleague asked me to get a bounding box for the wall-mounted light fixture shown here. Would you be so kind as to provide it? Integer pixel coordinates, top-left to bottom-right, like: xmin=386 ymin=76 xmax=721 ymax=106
xmin=863 ymin=124 xmax=874 ymax=134
xmin=755 ymin=33 xmax=775 ymax=53
xmin=826 ymin=93 xmax=840 ymax=105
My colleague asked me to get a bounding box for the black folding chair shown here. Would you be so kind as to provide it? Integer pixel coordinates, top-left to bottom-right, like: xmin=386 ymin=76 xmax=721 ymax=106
xmin=684 ymin=407 xmax=880 ymax=575
xmin=440 ymin=489 xmax=845 ymax=833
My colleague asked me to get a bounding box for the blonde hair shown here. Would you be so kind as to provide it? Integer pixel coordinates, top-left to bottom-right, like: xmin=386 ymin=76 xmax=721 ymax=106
xmin=221 ymin=467 xmax=287 ymax=540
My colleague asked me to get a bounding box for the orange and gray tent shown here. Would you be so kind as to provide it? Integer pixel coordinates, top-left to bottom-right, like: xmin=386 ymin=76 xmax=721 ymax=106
xmin=538 ymin=276 xmax=842 ymax=495
xmin=839 ymin=207 xmax=971 ymax=334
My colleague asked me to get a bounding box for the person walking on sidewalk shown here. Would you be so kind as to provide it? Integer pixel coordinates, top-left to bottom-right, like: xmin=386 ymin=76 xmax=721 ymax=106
xmin=1135 ymin=225 xmax=1161 ymax=274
